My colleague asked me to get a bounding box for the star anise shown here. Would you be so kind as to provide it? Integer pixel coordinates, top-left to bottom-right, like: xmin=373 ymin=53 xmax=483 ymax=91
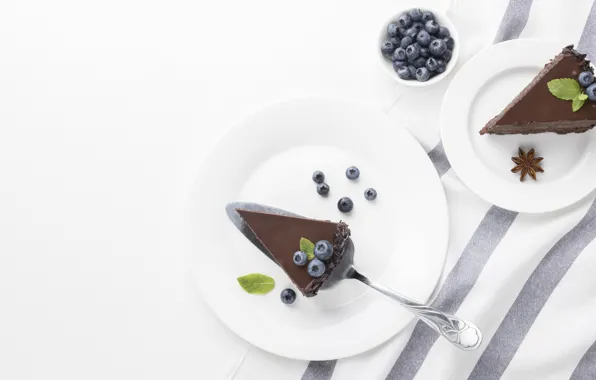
xmin=511 ymin=148 xmax=544 ymax=181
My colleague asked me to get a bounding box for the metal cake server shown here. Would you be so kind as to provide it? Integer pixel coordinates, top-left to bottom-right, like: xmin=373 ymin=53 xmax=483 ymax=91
xmin=226 ymin=202 xmax=482 ymax=351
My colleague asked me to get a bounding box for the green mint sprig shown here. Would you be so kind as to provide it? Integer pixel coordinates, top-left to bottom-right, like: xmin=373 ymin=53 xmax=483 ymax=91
xmin=300 ymin=237 xmax=315 ymax=260
xmin=237 ymin=273 xmax=275 ymax=294
xmin=547 ymin=78 xmax=588 ymax=112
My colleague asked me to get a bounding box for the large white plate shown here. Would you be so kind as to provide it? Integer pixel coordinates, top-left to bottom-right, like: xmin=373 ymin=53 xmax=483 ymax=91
xmin=189 ymin=98 xmax=448 ymax=360
xmin=441 ymin=39 xmax=596 ymax=213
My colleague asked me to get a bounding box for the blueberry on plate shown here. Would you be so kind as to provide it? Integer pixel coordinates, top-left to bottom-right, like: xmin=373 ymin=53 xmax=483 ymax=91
xmin=390 ymin=37 xmax=400 ymax=46
xmin=421 ymin=11 xmax=434 ymax=22
xmin=442 ymin=49 xmax=452 ymax=63
xmin=412 ymin=22 xmax=425 ymax=32
xmin=314 ymin=240 xmax=333 ymax=261
xmin=425 ymin=20 xmax=439 ymax=35
xmin=308 ymin=259 xmax=326 ymax=278
xmin=579 ymin=71 xmax=594 ymax=87
xmin=409 ymin=8 xmax=423 ymax=21
xmin=337 ymin=197 xmax=354 ymax=213
xmin=280 ymin=288 xmax=296 ymax=304
xmin=397 ymin=13 xmax=412 ymax=28
xmin=381 ymin=40 xmax=396 ymax=55
xmin=405 ymin=44 xmax=420 ymax=60
xmin=416 ymin=30 xmax=431 ymax=47
xmin=293 ymin=251 xmax=307 ymax=266
xmin=400 ymin=36 xmax=413 ymax=49
xmin=436 ymin=59 xmax=447 ymax=73
xmin=407 ymin=65 xmax=417 ymax=78
xmin=364 ymin=188 xmax=378 ymax=200
xmin=392 ymin=47 xmax=407 ymax=61
xmin=392 ymin=60 xmax=407 ymax=71
xmin=420 ymin=47 xmax=430 ymax=58
xmin=444 ymin=36 xmax=455 ymax=50
xmin=413 ymin=57 xmax=427 ymax=68
xmin=429 ymin=39 xmax=447 ymax=57
xmin=346 ymin=166 xmax=360 ymax=180
xmin=396 ymin=66 xmax=410 ymax=79
xmin=586 ymin=83 xmax=596 ymax=101
xmin=387 ymin=23 xmax=399 ymax=37
xmin=426 ymin=57 xmax=439 ymax=71
xmin=398 ymin=27 xmax=408 ymax=37
xmin=438 ymin=26 xmax=450 ymax=38
xmin=312 ymin=170 xmax=325 ymax=183
xmin=316 ymin=182 xmax=330 ymax=196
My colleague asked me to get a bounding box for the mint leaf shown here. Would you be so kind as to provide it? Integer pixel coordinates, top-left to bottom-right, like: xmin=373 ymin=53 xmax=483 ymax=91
xmin=237 ymin=273 xmax=275 ymax=294
xmin=300 ymin=237 xmax=315 ymax=260
xmin=548 ymin=78 xmax=581 ymax=100
xmin=572 ymin=96 xmax=586 ymax=112
xmin=579 ymin=93 xmax=588 ymax=100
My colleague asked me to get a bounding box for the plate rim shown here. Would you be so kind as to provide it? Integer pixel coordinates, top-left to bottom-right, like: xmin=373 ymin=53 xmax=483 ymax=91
xmin=441 ymin=38 xmax=596 ymax=214
xmin=187 ymin=97 xmax=450 ymax=360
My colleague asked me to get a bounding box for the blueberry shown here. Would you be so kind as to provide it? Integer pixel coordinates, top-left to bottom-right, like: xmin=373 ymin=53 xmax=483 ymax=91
xmin=346 ymin=166 xmax=360 ymax=180
xmin=387 ymin=23 xmax=399 ymax=37
xmin=407 ymin=65 xmax=417 ymax=78
xmin=392 ymin=47 xmax=407 ymax=61
xmin=337 ymin=197 xmax=354 ymax=213
xmin=579 ymin=71 xmax=594 ymax=87
xmin=396 ymin=66 xmax=410 ymax=79
xmin=413 ymin=57 xmax=427 ymax=68
xmin=425 ymin=20 xmax=439 ymax=35
xmin=381 ymin=40 xmax=396 ymax=55
xmin=416 ymin=30 xmax=431 ymax=46
xmin=587 ymin=83 xmax=596 ymax=101
xmin=442 ymin=49 xmax=452 ymax=63
xmin=398 ymin=27 xmax=408 ymax=37
xmin=406 ymin=28 xmax=418 ymax=38
xmin=316 ymin=183 xmax=330 ymax=196
xmin=314 ymin=240 xmax=333 ymax=261
xmin=421 ymin=11 xmax=434 ymax=22
xmin=420 ymin=48 xmax=430 ymax=58
xmin=406 ymin=44 xmax=420 ymax=60
xmin=280 ymin=288 xmax=296 ymax=304
xmin=409 ymin=8 xmax=423 ymax=21
xmin=364 ymin=188 xmax=378 ymax=200
xmin=312 ymin=170 xmax=325 ymax=183
xmin=444 ymin=36 xmax=455 ymax=50
xmin=438 ymin=27 xmax=450 ymax=38
xmin=426 ymin=57 xmax=439 ymax=71
xmin=397 ymin=13 xmax=412 ymax=28
xmin=416 ymin=67 xmax=431 ymax=82
xmin=400 ymin=36 xmax=413 ymax=49
xmin=412 ymin=22 xmax=425 ymax=32
xmin=392 ymin=60 xmax=407 ymax=71
xmin=293 ymin=251 xmax=307 ymax=266
xmin=308 ymin=259 xmax=326 ymax=277
xmin=390 ymin=37 xmax=400 ymax=47
xmin=429 ymin=39 xmax=447 ymax=57
xmin=436 ymin=59 xmax=447 ymax=73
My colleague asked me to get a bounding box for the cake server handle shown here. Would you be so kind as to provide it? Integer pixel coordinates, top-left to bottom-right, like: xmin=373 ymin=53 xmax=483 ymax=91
xmin=349 ymin=267 xmax=482 ymax=351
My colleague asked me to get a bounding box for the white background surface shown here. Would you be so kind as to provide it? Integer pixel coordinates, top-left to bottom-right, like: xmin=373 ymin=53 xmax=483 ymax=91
xmin=1 ymin=0 xmax=596 ymax=379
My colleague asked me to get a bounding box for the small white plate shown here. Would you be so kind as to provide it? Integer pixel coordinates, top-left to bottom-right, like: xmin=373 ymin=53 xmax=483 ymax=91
xmin=189 ymin=98 xmax=448 ymax=360
xmin=441 ymin=39 xmax=596 ymax=213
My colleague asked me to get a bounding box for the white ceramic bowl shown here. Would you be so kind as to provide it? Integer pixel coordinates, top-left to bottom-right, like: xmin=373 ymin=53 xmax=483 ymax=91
xmin=378 ymin=7 xmax=460 ymax=87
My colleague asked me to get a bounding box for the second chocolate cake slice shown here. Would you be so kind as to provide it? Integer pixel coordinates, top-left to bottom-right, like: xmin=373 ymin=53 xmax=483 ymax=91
xmin=480 ymin=45 xmax=596 ymax=135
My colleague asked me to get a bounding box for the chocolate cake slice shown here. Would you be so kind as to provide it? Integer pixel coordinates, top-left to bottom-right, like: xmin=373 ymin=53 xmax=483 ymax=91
xmin=237 ymin=209 xmax=350 ymax=297
xmin=480 ymin=45 xmax=596 ymax=135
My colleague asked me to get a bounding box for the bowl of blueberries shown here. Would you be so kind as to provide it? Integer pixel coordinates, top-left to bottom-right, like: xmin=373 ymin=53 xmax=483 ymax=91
xmin=379 ymin=7 xmax=459 ymax=86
